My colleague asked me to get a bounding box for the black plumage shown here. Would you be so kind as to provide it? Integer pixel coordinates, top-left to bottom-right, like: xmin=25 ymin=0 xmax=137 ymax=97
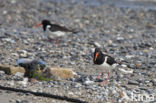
xmin=41 ymin=20 xmax=76 ymax=33
xmin=93 ymin=48 xmax=117 ymax=66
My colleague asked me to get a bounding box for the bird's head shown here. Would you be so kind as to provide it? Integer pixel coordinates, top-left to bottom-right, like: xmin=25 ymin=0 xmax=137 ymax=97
xmin=36 ymin=19 xmax=51 ymax=31
xmin=94 ymin=48 xmax=102 ymax=62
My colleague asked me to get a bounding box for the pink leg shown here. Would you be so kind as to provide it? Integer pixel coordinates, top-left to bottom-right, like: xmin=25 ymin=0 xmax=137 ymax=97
xmin=97 ymin=72 xmax=104 ymax=79
xmin=55 ymin=38 xmax=59 ymax=44
xmin=104 ymin=72 xmax=110 ymax=84
xmin=48 ymin=38 xmax=54 ymax=42
xmin=100 ymin=72 xmax=110 ymax=86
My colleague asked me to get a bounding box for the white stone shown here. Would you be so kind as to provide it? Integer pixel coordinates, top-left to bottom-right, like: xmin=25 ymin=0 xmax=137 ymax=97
xmin=121 ymin=64 xmax=127 ymax=68
xmin=3 ymin=10 xmax=7 ymax=15
xmin=17 ymin=78 xmax=28 ymax=87
xmin=15 ymin=72 xmax=24 ymax=77
xmin=119 ymin=68 xmax=133 ymax=74
xmin=125 ymin=55 xmax=135 ymax=59
xmin=84 ymin=80 xmax=94 ymax=84
xmin=93 ymin=42 xmax=101 ymax=47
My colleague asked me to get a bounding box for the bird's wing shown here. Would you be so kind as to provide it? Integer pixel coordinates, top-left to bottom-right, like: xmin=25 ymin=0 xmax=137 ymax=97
xmin=104 ymin=54 xmax=117 ymax=65
xmin=50 ymin=24 xmax=72 ymax=32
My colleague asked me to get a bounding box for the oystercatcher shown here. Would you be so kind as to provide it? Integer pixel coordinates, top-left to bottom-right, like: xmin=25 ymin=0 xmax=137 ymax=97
xmin=36 ymin=19 xmax=77 ymax=44
xmin=93 ymin=48 xmax=118 ymax=85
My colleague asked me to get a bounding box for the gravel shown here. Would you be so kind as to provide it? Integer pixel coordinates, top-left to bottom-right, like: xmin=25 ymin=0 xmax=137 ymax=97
xmin=0 ymin=0 xmax=156 ymax=103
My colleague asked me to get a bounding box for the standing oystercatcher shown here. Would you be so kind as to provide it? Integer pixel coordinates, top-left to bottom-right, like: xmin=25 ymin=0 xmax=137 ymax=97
xmin=36 ymin=19 xmax=77 ymax=44
xmin=93 ymin=48 xmax=118 ymax=85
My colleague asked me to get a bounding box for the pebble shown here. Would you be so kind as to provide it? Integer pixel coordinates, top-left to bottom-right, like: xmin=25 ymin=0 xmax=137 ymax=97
xmin=151 ymin=79 xmax=156 ymax=86
xmin=125 ymin=55 xmax=135 ymax=59
xmin=3 ymin=10 xmax=7 ymax=15
xmin=0 ymin=70 xmax=5 ymax=74
xmin=93 ymin=42 xmax=101 ymax=47
xmin=16 ymin=99 xmax=21 ymax=103
xmin=19 ymin=100 xmax=29 ymax=103
xmin=107 ymin=40 xmax=113 ymax=45
xmin=15 ymin=72 xmax=24 ymax=77
xmin=121 ymin=64 xmax=127 ymax=68
xmin=84 ymin=80 xmax=94 ymax=85
xmin=11 ymin=0 xmax=16 ymax=4
xmin=18 ymin=50 xmax=28 ymax=58
xmin=128 ymin=80 xmax=139 ymax=85
xmin=17 ymin=78 xmax=28 ymax=87
xmin=118 ymin=68 xmax=133 ymax=74
xmin=7 ymin=80 xmax=15 ymax=86
xmin=2 ymin=38 xmax=15 ymax=43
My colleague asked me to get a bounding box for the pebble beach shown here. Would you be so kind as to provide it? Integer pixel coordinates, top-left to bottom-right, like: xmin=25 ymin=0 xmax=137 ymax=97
xmin=0 ymin=0 xmax=156 ymax=102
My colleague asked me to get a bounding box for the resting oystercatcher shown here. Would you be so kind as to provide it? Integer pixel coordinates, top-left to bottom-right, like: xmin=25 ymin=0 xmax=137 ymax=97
xmin=36 ymin=19 xmax=77 ymax=44
xmin=93 ymin=48 xmax=118 ymax=85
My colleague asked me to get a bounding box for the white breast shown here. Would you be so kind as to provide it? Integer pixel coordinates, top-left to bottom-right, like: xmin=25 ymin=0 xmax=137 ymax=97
xmin=46 ymin=29 xmax=66 ymax=38
xmin=51 ymin=31 xmax=65 ymax=37
xmin=102 ymin=57 xmax=110 ymax=66
xmin=97 ymin=56 xmax=118 ymax=72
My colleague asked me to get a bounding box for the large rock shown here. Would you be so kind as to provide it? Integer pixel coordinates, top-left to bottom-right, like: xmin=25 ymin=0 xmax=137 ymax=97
xmin=17 ymin=58 xmax=47 ymax=77
xmin=0 ymin=64 xmax=25 ymax=75
xmin=45 ymin=67 xmax=74 ymax=79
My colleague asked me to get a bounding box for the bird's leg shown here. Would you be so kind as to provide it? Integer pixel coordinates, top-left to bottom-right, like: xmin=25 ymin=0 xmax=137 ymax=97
xmin=104 ymin=72 xmax=110 ymax=84
xmin=100 ymin=72 xmax=110 ymax=86
xmin=97 ymin=72 xmax=104 ymax=80
xmin=47 ymin=38 xmax=54 ymax=42
xmin=55 ymin=37 xmax=59 ymax=44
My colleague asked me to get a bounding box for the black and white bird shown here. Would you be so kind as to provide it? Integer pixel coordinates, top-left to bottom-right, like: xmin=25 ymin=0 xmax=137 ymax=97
xmin=36 ymin=19 xmax=77 ymax=43
xmin=93 ymin=48 xmax=118 ymax=85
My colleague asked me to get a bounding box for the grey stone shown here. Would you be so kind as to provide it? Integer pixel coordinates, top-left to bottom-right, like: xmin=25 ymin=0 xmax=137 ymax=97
xmin=128 ymin=80 xmax=139 ymax=85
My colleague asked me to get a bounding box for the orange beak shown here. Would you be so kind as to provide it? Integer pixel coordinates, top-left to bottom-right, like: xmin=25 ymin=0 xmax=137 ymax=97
xmin=94 ymin=52 xmax=99 ymax=61
xmin=35 ymin=23 xmax=42 ymax=27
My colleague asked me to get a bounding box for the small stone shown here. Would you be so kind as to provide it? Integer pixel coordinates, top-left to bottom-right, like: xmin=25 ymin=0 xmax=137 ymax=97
xmin=17 ymin=78 xmax=28 ymax=87
xmin=118 ymin=68 xmax=133 ymax=74
xmin=107 ymin=40 xmax=113 ymax=45
xmin=18 ymin=50 xmax=28 ymax=57
xmin=128 ymin=64 xmax=136 ymax=68
xmin=15 ymin=72 xmax=24 ymax=77
xmin=9 ymin=99 xmax=15 ymax=103
xmin=16 ymin=99 xmax=21 ymax=103
xmin=117 ymin=37 xmax=124 ymax=41
xmin=146 ymin=24 xmax=156 ymax=29
xmin=30 ymin=78 xmax=38 ymax=83
xmin=125 ymin=55 xmax=135 ymax=59
xmin=84 ymin=80 xmax=94 ymax=85
xmin=93 ymin=42 xmax=101 ymax=47
xmin=2 ymin=38 xmax=15 ymax=43
xmin=7 ymin=80 xmax=15 ymax=87
xmin=3 ymin=10 xmax=7 ymax=15
xmin=20 ymin=100 xmax=29 ymax=103
xmin=0 ymin=70 xmax=5 ymax=74
xmin=128 ymin=80 xmax=139 ymax=85
xmin=151 ymin=79 xmax=156 ymax=86
xmin=11 ymin=53 xmax=19 ymax=57
xmin=121 ymin=64 xmax=127 ymax=68
xmin=11 ymin=0 xmax=16 ymax=4
xmin=136 ymin=64 xmax=141 ymax=68
xmin=118 ymin=90 xmax=130 ymax=102
xmin=149 ymin=47 xmax=154 ymax=50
